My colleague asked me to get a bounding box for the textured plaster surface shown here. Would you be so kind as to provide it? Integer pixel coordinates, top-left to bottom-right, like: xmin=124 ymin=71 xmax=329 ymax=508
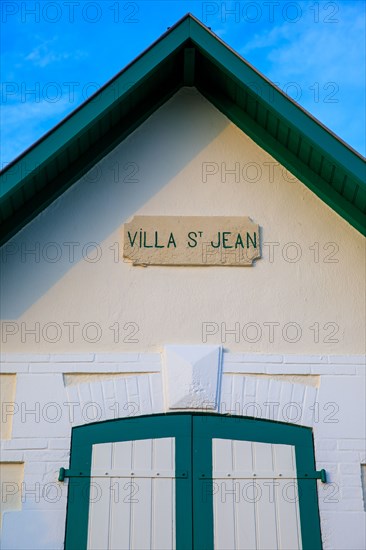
xmin=1 ymin=89 xmax=364 ymax=353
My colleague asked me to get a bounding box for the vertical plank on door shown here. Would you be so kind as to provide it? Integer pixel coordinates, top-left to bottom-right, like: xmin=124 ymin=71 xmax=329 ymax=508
xmin=130 ymin=439 xmax=153 ymax=549
xmin=110 ymin=441 xmax=133 ymax=550
xmin=87 ymin=443 xmax=113 ymax=550
xmin=273 ymin=444 xmax=302 ymax=550
xmin=212 ymin=438 xmax=236 ymax=550
xmin=152 ymin=438 xmax=175 ymax=550
xmin=233 ymin=440 xmax=257 ymax=550
xmin=253 ymin=442 xmax=278 ymax=550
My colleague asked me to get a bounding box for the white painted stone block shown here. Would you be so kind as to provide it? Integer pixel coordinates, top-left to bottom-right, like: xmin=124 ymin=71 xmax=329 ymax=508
xmin=311 ymin=365 xmax=356 ymax=375
xmin=265 ymin=379 xmax=282 ymax=421
xmin=337 ymin=439 xmax=366 ymax=451
xmin=0 ymin=363 xmax=29 ymax=373
xmin=283 ymin=354 xmax=328 ymax=364
xmin=218 ymin=375 xmax=232 ymax=414
xmin=301 ymin=385 xmax=318 ymax=426
xmin=231 ymin=375 xmax=244 ymax=407
xmin=255 ymin=378 xmax=270 ymax=412
xmin=139 ymin=353 xmax=161 ymax=363
xmin=315 ymin=376 xmax=366 ymax=439
xmin=1 ymin=510 xmax=65 ymax=549
xmin=223 ymin=362 xmax=267 ymax=374
xmin=12 ymin=375 xmax=71 ymax=438
xmin=267 ymin=364 xmax=312 ymax=374
xmin=0 ymin=354 xmax=49 ymax=363
xmin=223 ymin=353 xmax=283 ymax=364
xmin=321 ymin=512 xmax=365 ymax=550
xmin=149 ymin=374 xmax=164 ymax=412
xmin=328 ymin=355 xmax=365 ymax=365
xmin=51 ymin=353 xmax=94 ymax=362
xmin=163 ymin=345 xmax=222 ymax=409
xmin=315 ymin=439 xmax=337 ymax=451
xmin=243 ymin=375 xmax=256 ymax=398
xmin=136 ymin=375 xmax=153 ymax=415
xmin=94 ymin=352 xmax=139 ymax=362
xmin=0 ymin=451 xmax=24 ymax=462
xmin=1 ymin=439 xmax=48 ymax=450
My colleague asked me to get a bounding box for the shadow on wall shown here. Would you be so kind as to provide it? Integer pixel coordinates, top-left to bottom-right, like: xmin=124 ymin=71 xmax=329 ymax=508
xmin=0 ymin=88 xmax=229 ymax=318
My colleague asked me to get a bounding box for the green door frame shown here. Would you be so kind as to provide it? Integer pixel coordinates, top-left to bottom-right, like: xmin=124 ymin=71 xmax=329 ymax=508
xmin=63 ymin=413 xmax=322 ymax=550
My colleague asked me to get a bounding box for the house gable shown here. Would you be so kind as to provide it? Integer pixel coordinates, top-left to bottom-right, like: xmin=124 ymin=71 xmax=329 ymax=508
xmin=0 ymin=14 xmax=365 ymax=244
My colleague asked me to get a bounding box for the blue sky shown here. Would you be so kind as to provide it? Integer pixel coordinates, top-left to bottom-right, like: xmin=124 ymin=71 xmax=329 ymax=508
xmin=1 ymin=0 xmax=365 ymax=167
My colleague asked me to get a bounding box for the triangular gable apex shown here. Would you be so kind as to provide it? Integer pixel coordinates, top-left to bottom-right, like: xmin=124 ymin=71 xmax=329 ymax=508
xmin=1 ymin=13 xmax=365 ymax=243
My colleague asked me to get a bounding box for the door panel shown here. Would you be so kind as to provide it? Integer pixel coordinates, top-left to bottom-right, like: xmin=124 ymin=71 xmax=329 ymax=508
xmin=64 ymin=414 xmax=192 ymax=550
xmin=192 ymin=415 xmax=322 ymax=550
xmin=87 ymin=438 xmax=176 ymax=550
xmin=212 ymin=439 xmax=301 ymax=550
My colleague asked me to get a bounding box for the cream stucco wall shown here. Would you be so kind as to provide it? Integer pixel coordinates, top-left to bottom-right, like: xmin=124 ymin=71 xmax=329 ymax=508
xmin=1 ymin=88 xmax=364 ymax=353
xmin=0 ymin=463 xmax=24 ymax=528
xmin=0 ymin=375 xmax=16 ymax=439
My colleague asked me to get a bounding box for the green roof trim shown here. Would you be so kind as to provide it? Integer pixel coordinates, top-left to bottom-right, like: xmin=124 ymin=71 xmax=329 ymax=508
xmin=1 ymin=13 xmax=365 ymax=243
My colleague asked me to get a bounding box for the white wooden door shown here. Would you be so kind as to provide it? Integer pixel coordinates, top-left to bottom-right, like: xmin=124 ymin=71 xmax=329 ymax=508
xmin=64 ymin=415 xmax=321 ymax=549
xmin=87 ymin=437 xmax=176 ymax=550
xmin=212 ymin=439 xmax=302 ymax=550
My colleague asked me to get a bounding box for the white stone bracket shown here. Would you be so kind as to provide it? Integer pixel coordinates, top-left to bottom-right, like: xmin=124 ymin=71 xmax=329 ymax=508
xmin=163 ymin=345 xmax=222 ymax=410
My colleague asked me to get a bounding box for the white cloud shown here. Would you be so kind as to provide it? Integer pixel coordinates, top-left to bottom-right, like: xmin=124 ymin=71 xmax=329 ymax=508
xmin=238 ymin=2 xmax=365 ymax=153
xmin=1 ymin=98 xmax=73 ymax=166
xmin=25 ymin=38 xmax=86 ymax=68
xmin=240 ymin=3 xmax=365 ymax=86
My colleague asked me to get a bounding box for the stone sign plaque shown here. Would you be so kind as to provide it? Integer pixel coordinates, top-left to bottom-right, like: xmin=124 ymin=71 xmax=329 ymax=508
xmin=123 ymin=216 xmax=260 ymax=266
